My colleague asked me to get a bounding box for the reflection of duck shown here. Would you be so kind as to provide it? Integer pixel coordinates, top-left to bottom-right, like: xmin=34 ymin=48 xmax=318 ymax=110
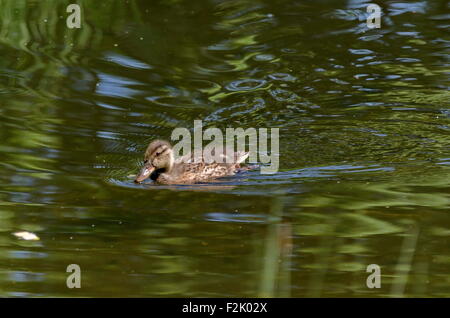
xmin=134 ymin=140 xmax=249 ymax=184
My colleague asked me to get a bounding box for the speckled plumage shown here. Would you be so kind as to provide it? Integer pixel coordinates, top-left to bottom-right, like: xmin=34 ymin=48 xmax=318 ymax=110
xmin=135 ymin=140 xmax=249 ymax=185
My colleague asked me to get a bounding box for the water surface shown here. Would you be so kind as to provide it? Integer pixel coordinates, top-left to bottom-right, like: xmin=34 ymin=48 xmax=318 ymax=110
xmin=0 ymin=0 xmax=449 ymax=297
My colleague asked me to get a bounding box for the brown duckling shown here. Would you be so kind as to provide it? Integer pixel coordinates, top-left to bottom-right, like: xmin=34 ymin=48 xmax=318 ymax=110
xmin=134 ymin=140 xmax=249 ymax=184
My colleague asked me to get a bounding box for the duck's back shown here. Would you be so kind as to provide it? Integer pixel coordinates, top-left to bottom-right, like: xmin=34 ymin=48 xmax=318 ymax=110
xmin=157 ymin=150 xmax=249 ymax=184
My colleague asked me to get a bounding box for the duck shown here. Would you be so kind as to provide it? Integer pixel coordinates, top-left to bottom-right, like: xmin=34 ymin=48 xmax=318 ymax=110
xmin=134 ymin=140 xmax=249 ymax=184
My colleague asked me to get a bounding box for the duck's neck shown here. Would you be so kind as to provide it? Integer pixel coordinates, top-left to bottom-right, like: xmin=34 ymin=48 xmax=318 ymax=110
xmin=165 ymin=152 xmax=175 ymax=173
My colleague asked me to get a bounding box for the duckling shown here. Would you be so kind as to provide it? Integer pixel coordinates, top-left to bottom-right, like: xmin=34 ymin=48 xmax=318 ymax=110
xmin=134 ymin=140 xmax=249 ymax=184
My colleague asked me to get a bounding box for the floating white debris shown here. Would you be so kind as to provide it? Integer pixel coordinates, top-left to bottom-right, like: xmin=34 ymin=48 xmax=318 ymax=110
xmin=13 ymin=231 xmax=40 ymax=241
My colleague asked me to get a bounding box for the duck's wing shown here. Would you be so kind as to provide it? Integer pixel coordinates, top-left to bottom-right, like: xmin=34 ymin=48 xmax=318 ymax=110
xmin=185 ymin=162 xmax=235 ymax=180
xmin=234 ymin=151 xmax=249 ymax=164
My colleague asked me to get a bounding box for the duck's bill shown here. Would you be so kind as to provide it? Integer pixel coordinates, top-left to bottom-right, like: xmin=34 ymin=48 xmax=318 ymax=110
xmin=134 ymin=165 xmax=155 ymax=183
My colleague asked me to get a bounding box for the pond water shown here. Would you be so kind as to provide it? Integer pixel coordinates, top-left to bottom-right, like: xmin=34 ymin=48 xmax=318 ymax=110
xmin=0 ymin=0 xmax=449 ymax=297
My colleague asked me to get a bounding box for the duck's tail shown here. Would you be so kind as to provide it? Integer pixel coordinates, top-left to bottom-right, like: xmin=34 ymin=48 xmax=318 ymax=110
xmin=235 ymin=151 xmax=249 ymax=164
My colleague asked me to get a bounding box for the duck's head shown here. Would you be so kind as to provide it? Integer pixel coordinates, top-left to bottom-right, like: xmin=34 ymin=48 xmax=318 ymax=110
xmin=134 ymin=140 xmax=175 ymax=183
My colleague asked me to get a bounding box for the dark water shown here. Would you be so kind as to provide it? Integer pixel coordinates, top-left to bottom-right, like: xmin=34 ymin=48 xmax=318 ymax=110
xmin=0 ymin=0 xmax=449 ymax=297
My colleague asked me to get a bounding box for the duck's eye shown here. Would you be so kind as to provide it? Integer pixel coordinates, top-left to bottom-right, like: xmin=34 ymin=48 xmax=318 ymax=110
xmin=156 ymin=152 xmax=161 ymax=156
xmin=144 ymin=159 xmax=148 ymax=164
